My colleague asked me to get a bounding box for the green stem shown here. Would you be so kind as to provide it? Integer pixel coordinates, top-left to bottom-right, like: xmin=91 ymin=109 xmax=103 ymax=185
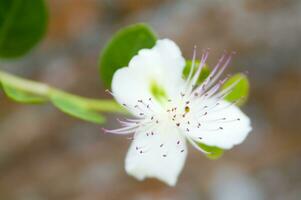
xmin=0 ymin=70 xmax=127 ymax=114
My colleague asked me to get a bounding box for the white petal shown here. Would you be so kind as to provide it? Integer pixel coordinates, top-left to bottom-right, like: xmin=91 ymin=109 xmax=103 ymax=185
xmin=125 ymin=125 xmax=187 ymax=186
xmin=112 ymin=39 xmax=185 ymax=111
xmin=188 ymin=99 xmax=252 ymax=149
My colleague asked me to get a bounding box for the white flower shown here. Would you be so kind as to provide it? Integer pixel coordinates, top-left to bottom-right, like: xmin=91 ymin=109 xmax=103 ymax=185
xmin=104 ymin=39 xmax=252 ymax=186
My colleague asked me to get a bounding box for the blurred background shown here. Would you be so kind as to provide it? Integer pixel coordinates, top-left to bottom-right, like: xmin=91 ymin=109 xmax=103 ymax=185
xmin=0 ymin=0 xmax=301 ymax=199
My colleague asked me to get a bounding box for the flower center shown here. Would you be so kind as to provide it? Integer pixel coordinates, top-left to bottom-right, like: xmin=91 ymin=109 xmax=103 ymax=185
xmin=150 ymin=80 xmax=168 ymax=103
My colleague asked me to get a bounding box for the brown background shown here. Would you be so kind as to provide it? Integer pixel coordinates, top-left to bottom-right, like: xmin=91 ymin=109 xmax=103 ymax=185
xmin=0 ymin=0 xmax=300 ymax=199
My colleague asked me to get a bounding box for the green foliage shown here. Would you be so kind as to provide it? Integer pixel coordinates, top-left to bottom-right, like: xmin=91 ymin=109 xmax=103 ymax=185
xmin=0 ymin=0 xmax=48 ymax=58
xmin=51 ymin=93 xmax=105 ymax=124
xmin=0 ymin=71 xmax=125 ymax=124
xmin=1 ymin=82 xmax=46 ymax=103
xmin=99 ymin=23 xmax=157 ymax=88
xmin=198 ymin=143 xmax=224 ymax=160
xmin=222 ymin=73 xmax=249 ymax=106
xmin=183 ymin=60 xmax=210 ymax=84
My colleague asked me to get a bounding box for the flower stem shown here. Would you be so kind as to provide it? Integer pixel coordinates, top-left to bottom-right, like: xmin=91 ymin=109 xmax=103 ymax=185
xmin=0 ymin=70 xmax=127 ymax=114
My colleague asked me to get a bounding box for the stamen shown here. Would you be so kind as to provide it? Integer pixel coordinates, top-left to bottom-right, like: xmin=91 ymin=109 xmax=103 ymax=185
xmin=186 ymin=45 xmax=197 ymax=84
xmin=185 ymin=106 xmax=190 ymax=113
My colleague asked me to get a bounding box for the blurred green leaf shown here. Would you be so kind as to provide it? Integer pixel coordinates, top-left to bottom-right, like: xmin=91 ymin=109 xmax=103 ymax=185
xmin=99 ymin=23 xmax=157 ymax=88
xmin=0 ymin=0 xmax=48 ymax=58
xmin=198 ymin=143 xmax=224 ymax=160
xmin=183 ymin=60 xmax=210 ymax=84
xmin=51 ymin=93 xmax=106 ymax=124
xmin=1 ymin=81 xmax=46 ymax=103
xmin=222 ymin=73 xmax=249 ymax=106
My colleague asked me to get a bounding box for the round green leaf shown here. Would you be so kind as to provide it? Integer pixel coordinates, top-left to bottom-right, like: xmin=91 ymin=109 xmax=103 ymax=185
xmin=222 ymin=73 xmax=250 ymax=106
xmin=1 ymin=81 xmax=46 ymax=103
xmin=0 ymin=0 xmax=48 ymax=58
xmin=99 ymin=23 xmax=157 ymax=88
xmin=51 ymin=93 xmax=106 ymax=124
xmin=198 ymin=143 xmax=224 ymax=160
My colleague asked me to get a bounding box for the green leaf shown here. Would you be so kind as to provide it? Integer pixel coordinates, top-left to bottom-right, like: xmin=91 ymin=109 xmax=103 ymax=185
xmin=198 ymin=143 xmax=224 ymax=160
xmin=1 ymin=82 xmax=46 ymax=103
xmin=222 ymin=73 xmax=249 ymax=106
xmin=99 ymin=23 xmax=157 ymax=88
xmin=0 ymin=0 xmax=48 ymax=58
xmin=183 ymin=60 xmax=210 ymax=84
xmin=51 ymin=93 xmax=106 ymax=124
